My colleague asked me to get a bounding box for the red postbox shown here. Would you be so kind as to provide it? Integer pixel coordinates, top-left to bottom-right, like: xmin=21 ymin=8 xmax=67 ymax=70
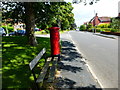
xmin=48 ymin=27 xmax=60 ymax=56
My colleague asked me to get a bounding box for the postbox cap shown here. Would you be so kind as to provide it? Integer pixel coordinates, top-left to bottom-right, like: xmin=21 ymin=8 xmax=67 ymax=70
xmin=48 ymin=27 xmax=60 ymax=30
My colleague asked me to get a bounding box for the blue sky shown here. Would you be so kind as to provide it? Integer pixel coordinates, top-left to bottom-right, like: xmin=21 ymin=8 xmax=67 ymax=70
xmin=65 ymin=0 xmax=120 ymax=27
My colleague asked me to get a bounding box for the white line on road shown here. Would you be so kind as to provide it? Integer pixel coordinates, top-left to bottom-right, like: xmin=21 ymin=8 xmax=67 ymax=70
xmin=68 ymin=31 xmax=104 ymax=89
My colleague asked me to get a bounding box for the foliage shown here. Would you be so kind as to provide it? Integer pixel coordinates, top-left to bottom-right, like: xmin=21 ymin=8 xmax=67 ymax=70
xmin=111 ymin=18 xmax=120 ymax=32
xmin=98 ymin=28 xmax=119 ymax=32
xmin=86 ymin=24 xmax=93 ymax=31
xmin=2 ymin=36 xmax=51 ymax=88
xmin=86 ymin=24 xmax=92 ymax=29
xmin=97 ymin=23 xmax=111 ymax=28
xmin=72 ymin=0 xmax=100 ymax=5
xmin=2 ymin=2 xmax=75 ymax=30
xmin=48 ymin=2 xmax=75 ymax=30
xmin=95 ymin=28 xmax=101 ymax=32
xmin=2 ymin=25 xmax=14 ymax=33
xmin=8 ymin=27 xmax=14 ymax=32
xmin=70 ymin=23 xmax=77 ymax=29
xmin=79 ymin=25 xmax=86 ymax=31
xmin=2 ymin=2 xmax=25 ymax=24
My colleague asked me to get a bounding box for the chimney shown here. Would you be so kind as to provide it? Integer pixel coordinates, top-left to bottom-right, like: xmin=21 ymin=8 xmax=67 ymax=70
xmin=96 ymin=13 xmax=98 ymax=16
xmin=118 ymin=13 xmax=120 ymax=17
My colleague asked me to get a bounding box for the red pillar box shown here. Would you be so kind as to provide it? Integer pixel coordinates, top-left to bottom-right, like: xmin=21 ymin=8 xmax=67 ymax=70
xmin=48 ymin=27 xmax=60 ymax=56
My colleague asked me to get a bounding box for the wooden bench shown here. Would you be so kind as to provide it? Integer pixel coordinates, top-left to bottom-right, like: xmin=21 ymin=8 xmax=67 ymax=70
xmin=29 ymin=48 xmax=59 ymax=89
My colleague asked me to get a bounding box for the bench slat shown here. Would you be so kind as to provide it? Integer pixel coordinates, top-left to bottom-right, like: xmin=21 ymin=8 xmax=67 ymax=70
xmin=47 ymin=57 xmax=58 ymax=82
xmin=36 ymin=57 xmax=52 ymax=83
xmin=29 ymin=48 xmax=46 ymax=70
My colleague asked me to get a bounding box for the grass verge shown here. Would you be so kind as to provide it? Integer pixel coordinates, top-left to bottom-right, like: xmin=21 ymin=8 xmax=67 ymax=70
xmin=2 ymin=36 xmax=51 ymax=88
xmin=34 ymin=30 xmax=69 ymax=35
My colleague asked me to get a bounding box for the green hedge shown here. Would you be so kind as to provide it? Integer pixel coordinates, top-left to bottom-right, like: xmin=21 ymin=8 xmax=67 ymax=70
xmin=97 ymin=23 xmax=111 ymax=28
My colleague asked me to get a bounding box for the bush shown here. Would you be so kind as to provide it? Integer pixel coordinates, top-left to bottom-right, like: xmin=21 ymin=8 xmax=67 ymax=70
xmin=2 ymin=25 xmax=14 ymax=33
xmin=100 ymin=28 xmax=111 ymax=32
xmin=110 ymin=29 xmax=118 ymax=32
xmin=97 ymin=23 xmax=111 ymax=28
xmin=44 ymin=29 xmax=50 ymax=34
xmin=2 ymin=26 xmax=6 ymax=29
xmin=8 ymin=27 xmax=14 ymax=32
xmin=79 ymin=25 xmax=86 ymax=31
xmin=86 ymin=24 xmax=92 ymax=30
xmin=96 ymin=28 xmax=101 ymax=32
xmin=100 ymin=29 xmax=105 ymax=32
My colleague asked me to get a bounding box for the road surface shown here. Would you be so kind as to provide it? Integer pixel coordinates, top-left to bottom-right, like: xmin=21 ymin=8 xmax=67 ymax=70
xmin=68 ymin=31 xmax=118 ymax=88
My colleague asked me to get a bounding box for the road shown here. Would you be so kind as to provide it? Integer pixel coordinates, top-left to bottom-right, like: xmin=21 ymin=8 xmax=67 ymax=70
xmin=68 ymin=31 xmax=118 ymax=88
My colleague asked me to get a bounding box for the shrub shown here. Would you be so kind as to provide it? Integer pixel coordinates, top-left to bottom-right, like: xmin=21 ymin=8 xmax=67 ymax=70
xmin=79 ymin=25 xmax=86 ymax=31
xmin=44 ymin=29 xmax=50 ymax=34
xmin=2 ymin=25 xmax=14 ymax=33
xmin=96 ymin=28 xmax=101 ymax=32
xmin=86 ymin=24 xmax=92 ymax=30
xmin=101 ymin=28 xmax=111 ymax=32
xmin=8 ymin=27 xmax=14 ymax=32
xmin=110 ymin=29 xmax=118 ymax=32
xmin=2 ymin=26 xmax=6 ymax=29
xmin=101 ymin=29 xmax=105 ymax=32
xmin=97 ymin=23 xmax=111 ymax=28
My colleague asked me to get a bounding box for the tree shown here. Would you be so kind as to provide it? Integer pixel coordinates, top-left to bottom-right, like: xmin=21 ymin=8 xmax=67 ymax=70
xmin=71 ymin=23 xmax=77 ymax=30
xmin=24 ymin=2 xmax=37 ymax=46
xmin=2 ymin=2 xmax=75 ymax=46
xmin=2 ymin=2 xmax=38 ymax=46
xmin=44 ymin=2 xmax=75 ymax=30
xmin=86 ymin=24 xmax=92 ymax=30
xmin=72 ymin=0 xmax=100 ymax=5
xmin=79 ymin=25 xmax=86 ymax=31
xmin=111 ymin=18 xmax=120 ymax=32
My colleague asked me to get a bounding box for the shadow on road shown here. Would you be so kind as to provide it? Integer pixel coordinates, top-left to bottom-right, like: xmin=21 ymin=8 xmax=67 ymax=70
xmin=58 ymin=62 xmax=83 ymax=73
xmin=55 ymin=40 xmax=102 ymax=89
xmin=56 ymin=77 xmax=102 ymax=90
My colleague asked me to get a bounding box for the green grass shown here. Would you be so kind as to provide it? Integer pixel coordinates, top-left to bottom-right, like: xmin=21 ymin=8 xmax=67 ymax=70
xmin=35 ymin=30 xmax=48 ymax=35
xmin=2 ymin=36 xmax=51 ymax=88
xmin=35 ymin=30 xmax=68 ymax=35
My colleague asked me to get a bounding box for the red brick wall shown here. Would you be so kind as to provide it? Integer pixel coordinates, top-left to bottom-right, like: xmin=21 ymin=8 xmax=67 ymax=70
xmin=93 ymin=15 xmax=100 ymax=26
xmin=90 ymin=16 xmax=110 ymax=26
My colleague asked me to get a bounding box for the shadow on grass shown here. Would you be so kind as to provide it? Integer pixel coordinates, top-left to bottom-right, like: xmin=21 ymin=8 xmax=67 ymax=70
xmin=2 ymin=36 xmax=51 ymax=88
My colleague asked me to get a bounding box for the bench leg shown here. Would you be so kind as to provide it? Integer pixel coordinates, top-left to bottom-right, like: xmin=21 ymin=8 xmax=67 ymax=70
xmin=51 ymin=54 xmax=61 ymax=61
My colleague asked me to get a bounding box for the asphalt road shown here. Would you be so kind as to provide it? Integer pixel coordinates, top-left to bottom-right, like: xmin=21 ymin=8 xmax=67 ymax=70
xmin=68 ymin=31 xmax=118 ymax=88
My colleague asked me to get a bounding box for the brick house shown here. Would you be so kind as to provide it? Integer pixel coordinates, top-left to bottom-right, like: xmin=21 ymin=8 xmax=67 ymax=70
xmin=89 ymin=13 xmax=111 ymax=26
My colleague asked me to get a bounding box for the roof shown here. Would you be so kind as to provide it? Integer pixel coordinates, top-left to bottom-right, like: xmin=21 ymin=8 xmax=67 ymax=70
xmin=89 ymin=16 xmax=95 ymax=23
xmin=98 ymin=17 xmax=111 ymax=22
xmin=89 ymin=16 xmax=111 ymax=23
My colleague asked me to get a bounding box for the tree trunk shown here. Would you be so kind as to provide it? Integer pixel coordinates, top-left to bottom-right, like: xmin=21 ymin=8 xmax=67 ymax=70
xmin=25 ymin=2 xmax=37 ymax=46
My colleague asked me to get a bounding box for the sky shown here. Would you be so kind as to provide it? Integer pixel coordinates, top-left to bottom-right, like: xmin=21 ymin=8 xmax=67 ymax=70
xmin=65 ymin=0 xmax=120 ymax=27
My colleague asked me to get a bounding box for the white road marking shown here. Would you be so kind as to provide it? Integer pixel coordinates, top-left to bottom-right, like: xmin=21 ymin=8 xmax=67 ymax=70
xmin=68 ymin=31 xmax=104 ymax=89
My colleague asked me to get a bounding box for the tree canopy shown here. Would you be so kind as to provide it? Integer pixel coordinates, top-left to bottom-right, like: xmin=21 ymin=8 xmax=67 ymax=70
xmin=1 ymin=2 xmax=75 ymax=46
xmin=2 ymin=2 xmax=75 ymax=30
xmin=1 ymin=0 xmax=99 ymax=46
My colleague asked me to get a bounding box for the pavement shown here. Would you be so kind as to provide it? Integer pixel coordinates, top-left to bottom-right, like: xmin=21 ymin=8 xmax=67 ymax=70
xmin=35 ymin=32 xmax=119 ymax=89
xmin=54 ymin=33 xmax=102 ymax=89
xmin=35 ymin=33 xmax=102 ymax=89
xmin=93 ymin=33 xmax=118 ymax=39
